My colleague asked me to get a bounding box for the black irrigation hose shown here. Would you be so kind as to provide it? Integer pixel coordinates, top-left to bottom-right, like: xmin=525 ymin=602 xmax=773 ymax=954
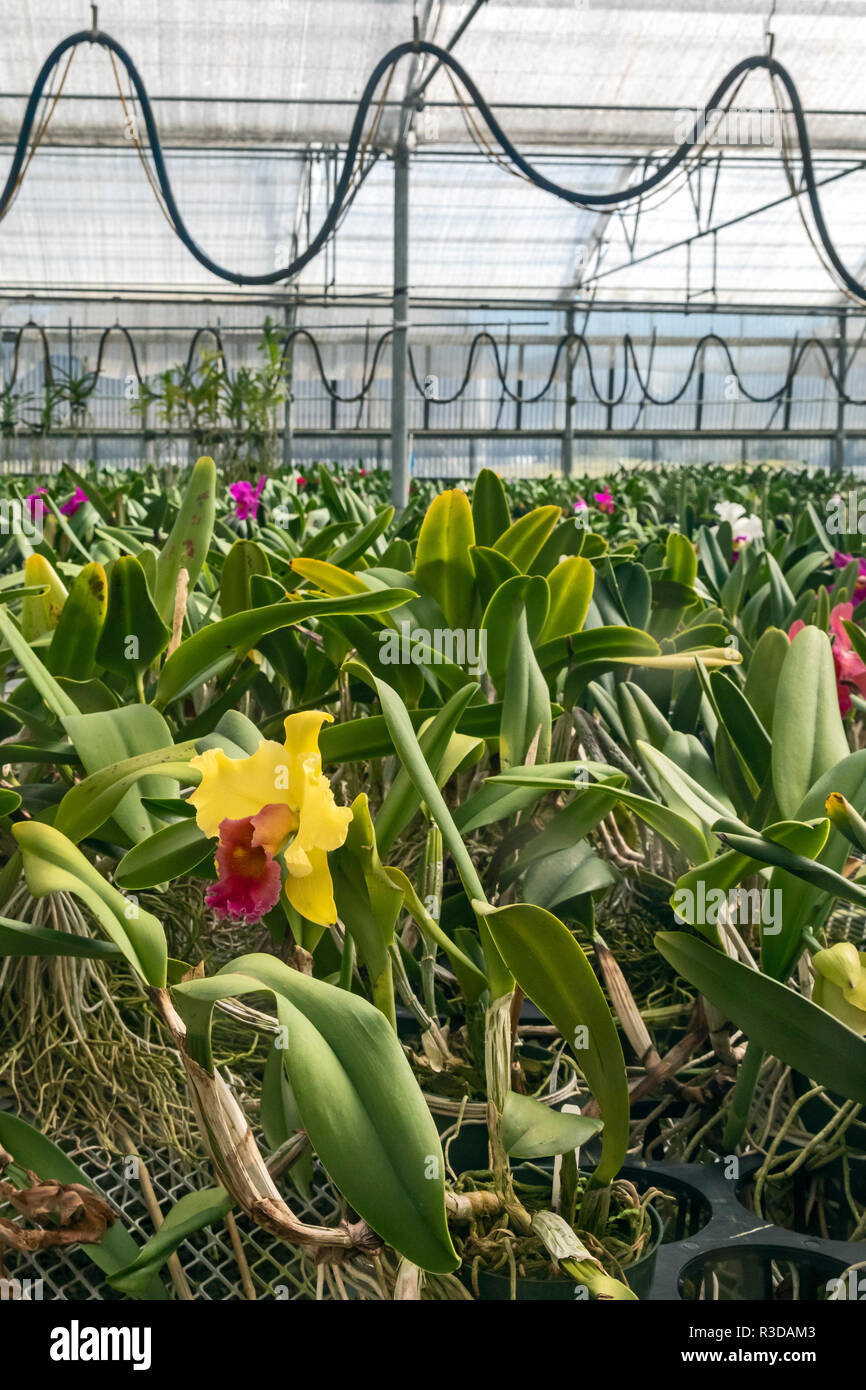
xmin=4 ymin=320 xmax=866 ymax=413
xmin=280 ymin=327 xmax=394 ymax=403
xmin=3 ymin=29 xmax=866 ymax=299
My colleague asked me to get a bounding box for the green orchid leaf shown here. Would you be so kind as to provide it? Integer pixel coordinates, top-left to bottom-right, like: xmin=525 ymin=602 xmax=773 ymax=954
xmin=96 ymin=555 xmax=170 ymax=677
xmin=493 ymin=505 xmax=561 ymax=572
xmin=655 ymin=931 xmax=866 ymax=1105
xmin=521 ymin=838 xmax=620 ymax=912
xmin=61 ymin=705 xmax=187 ymax=844
xmin=469 ymin=545 xmax=521 ymax=611
xmin=500 ymin=606 xmax=552 ymax=770
xmin=383 ymin=865 xmax=488 ymax=1001
xmin=375 ymin=683 xmax=479 ymax=853
xmin=0 ymin=913 xmax=124 ymax=959
xmin=219 ymin=538 xmax=272 ymax=618
xmin=115 ymin=817 xmax=214 ymax=891
xmin=346 ymin=664 xmax=510 ymax=997
xmin=671 ymin=818 xmax=830 ymax=943
xmin=502 ymin=1091 xmax=603 ymax=1159
xmin=47 ymin=561 xmax=107 ymax=679
xmin=714 ymin=816 xmax=866 ymax=911
xmin=0 ymin=605 xmax=79 ymax=720
xmin=331 ymin=792 xmax=404 ymax=1006
xmin=772 ymin=625 xmax=848 ymax=818
xmin=155 ymin=588 xmax=414 ymax=708
xmin=13 ymin=821 xmax=167 ymax=986
xmin=107 ymin=1186 xmax=234 ymax=1296
xmin=172 ymin=957 xmax=458 ymax=1274
xmin=538 ymin=556 xmax=594 ymax=644
xmin=479 ymin=901 xmax=629 ymax=1186
xmin=471 ymin=468 xmax=510 ymax=547
xmin=153 ymin=454 xmax=216 ymax=622
xmin=414 ymin=489 xmax=476 ymax=630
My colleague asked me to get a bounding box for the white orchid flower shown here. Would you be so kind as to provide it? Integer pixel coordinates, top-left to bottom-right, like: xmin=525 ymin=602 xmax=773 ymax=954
xmin=713 ymin=500 xmax=747 ymax=526
xmin=733 ymin=514 xmax=765 ymax=544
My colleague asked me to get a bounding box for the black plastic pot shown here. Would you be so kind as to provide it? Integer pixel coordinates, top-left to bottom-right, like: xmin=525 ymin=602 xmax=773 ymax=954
xmin=435 ymin=1115 xmax=489 ymax=1173
xmin=472 ymin=1204 xmax=663 ymax=1300
xmin=626 ymin=1155 xmax=866 ymax=1301
xmin=736 ymin=1151 xmax=866 ymax=1243
xmin=466 ymin=1165 xmax=664 ymax=1301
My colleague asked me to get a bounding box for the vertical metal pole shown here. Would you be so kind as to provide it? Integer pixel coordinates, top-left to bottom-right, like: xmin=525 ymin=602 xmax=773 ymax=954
xmin=282 ymin=300 xmax=296 ymax=473
xmin=423 ymin=344 xmax=432 ymax=431
xmin=606 ymin=344 xmax=616 ymax=432
xmin=391 ymin=143 xmax=410 ymax=509
xmin=562 ymin=306 xmax=575 ymax=477
xmin=833 ymin=308 xmax=847 ymax=475
xmin=695 ymin=347 xmax=705 ymax=432
xmin=515 ymin=342 xmax=524 ymax=431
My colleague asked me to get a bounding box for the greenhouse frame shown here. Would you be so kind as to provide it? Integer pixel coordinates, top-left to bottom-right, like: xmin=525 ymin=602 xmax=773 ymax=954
xmin=1 ymin=0 xmax=866 ymax=1337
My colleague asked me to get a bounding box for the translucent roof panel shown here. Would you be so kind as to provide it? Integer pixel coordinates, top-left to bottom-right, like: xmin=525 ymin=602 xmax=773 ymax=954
xmin=0 ymin=149 xmax=306 ymax=292
xmin=3 ymin=1 xmax=866 ymax=147
xmin=0 ymin=1 xmax=864 ymax=303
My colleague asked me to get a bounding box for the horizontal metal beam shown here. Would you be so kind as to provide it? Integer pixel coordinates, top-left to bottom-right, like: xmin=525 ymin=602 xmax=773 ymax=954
xmin=1 ymin=91 xmax=865 ymax=121
xmin=24 ymin=427 xmax=866 ymax=442
xmin=0 ymin=288 xmax=861 ymax=317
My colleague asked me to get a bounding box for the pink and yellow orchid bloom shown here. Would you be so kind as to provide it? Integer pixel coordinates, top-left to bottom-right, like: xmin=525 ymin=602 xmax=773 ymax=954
xmin=188 ymin=711 xmax=352 ymax=926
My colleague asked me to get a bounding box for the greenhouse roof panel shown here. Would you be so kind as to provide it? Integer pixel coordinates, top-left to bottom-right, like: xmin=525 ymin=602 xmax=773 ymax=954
xmin=0 ymin=1 xmax=863 ymax=302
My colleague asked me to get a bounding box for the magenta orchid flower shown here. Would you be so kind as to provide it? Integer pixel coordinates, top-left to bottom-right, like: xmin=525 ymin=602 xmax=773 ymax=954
xmin=594 ymin=490 xmax=615 ymax=514
xmin=573 ymin=497 xmax=588 ymax=512
xmin=60 ymin=486 xmax=88 ymax=517
xmin=230 ymin=475 xmax=266 ymax=521
xmin=832 ymin=550 xmax=866 ymax=600
xmin=26 ymin=488 xmax=48 ymax=519
xmin=296 ymin=475 xmax=307 ymax=489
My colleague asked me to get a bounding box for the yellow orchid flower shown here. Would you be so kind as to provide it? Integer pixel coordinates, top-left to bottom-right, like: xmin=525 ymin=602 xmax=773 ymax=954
xmin=188 ymin=711 xmax=352 ymax=927
xmin=813 ymin=942 xmax=866 ymax=1036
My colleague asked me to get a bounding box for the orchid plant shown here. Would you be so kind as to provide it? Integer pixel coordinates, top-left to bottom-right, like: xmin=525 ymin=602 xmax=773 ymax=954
xmin=2 ymin=455 xmax=866 ymax=1300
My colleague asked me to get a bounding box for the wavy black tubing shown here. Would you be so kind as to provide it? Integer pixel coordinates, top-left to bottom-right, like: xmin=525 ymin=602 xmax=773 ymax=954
xmin=6 ymin=318 xmax=866 ymax=414
xmin=3 ymin=29 xmax=866 ymax=298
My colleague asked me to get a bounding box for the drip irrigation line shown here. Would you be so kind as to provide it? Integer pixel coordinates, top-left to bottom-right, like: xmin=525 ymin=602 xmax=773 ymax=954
xmin=3 ymin=319 xmax=865 ymax=415
xmin=1 ymin=30 xmax=866 ymax=299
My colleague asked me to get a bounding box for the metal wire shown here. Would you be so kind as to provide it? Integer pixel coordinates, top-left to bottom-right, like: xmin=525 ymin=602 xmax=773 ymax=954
xmin=2 ymin=1136 xmax=344 ymax=1301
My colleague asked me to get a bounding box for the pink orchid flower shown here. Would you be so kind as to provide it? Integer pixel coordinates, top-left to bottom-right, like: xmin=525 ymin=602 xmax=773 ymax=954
xmin=296 ymin=475 xmax=307 ymax=489
xmin=230 ymin=475 xmax=266 ymax=521
xmin=790 ymin=603 xmax=866 ymax=716
xmin=832 ymin=550 xmax=866 ymax=600
xmin=594 ymin=489 xmax=615 ymax=514
xmin=573 ymin=497 xmax=588 ymax=512
xmin=27 ymin=488 xmax=48 ymax=519
xmin=60 ymin=486 xmax=88 ymax=516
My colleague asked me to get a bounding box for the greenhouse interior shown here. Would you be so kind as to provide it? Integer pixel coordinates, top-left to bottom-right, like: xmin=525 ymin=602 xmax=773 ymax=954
xmin=3 ymin=0 xmax=866 ymax=1341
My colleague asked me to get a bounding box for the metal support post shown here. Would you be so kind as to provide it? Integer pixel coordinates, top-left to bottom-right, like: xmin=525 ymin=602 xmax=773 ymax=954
xmin=391 ymin=143 xmax=410 ymax=508
xmin=833 ymin=308 xmax=848 ymax=475
xmin=562 ymin=305 xmax=576 ymax=477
